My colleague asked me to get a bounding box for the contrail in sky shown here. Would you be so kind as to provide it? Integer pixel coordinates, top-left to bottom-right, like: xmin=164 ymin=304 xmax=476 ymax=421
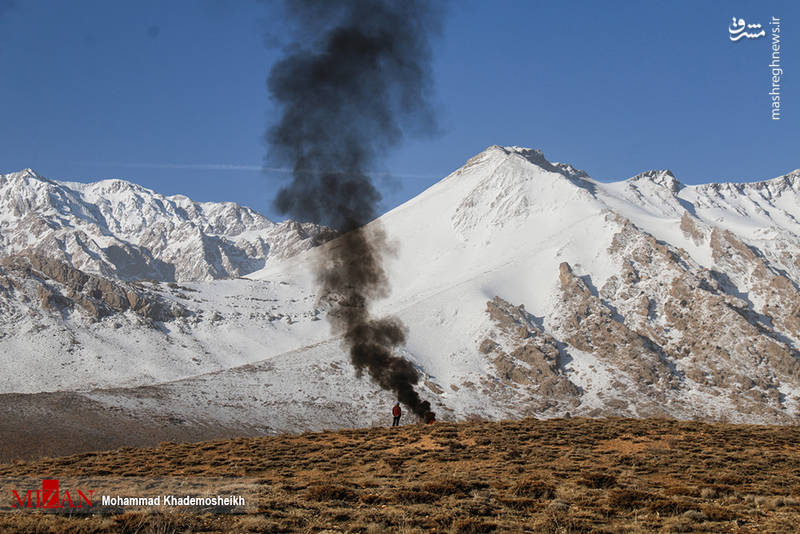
xmin=77 ymin=162 xmax=441 ymax=180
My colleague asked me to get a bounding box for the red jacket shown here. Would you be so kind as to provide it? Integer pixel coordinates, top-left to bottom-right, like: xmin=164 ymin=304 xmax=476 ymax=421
xmin=392 ymin=405 xmax=401 ymax=417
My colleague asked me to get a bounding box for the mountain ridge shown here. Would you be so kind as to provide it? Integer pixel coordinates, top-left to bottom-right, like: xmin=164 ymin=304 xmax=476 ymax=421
xmin=0 ymin=168 xmax=334 ymax=282
xmin=1 ymin=146 xmax=800 ymax=458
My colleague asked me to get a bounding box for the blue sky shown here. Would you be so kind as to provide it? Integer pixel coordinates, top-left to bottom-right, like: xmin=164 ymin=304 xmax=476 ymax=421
xmin=0 ymin=0 xmax=797 ymax=220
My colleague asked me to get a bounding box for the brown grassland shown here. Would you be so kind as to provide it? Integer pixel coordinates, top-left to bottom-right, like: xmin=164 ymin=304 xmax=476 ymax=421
xmin=1 ymin=417 xmax=799 ymax=533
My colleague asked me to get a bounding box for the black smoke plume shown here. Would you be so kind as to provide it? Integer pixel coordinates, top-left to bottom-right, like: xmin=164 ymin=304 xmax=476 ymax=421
xmin=265 ymin=0 xmax=441 ymax=422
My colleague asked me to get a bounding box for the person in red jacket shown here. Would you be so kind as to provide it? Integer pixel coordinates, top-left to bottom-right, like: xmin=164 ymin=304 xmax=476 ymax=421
xmin=392 ymin=402 xmax=402 ymax=426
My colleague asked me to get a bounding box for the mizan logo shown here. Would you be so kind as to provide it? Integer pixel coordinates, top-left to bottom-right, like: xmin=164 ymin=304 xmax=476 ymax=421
xmin=11 ymin=479 xmax=94 ymax=509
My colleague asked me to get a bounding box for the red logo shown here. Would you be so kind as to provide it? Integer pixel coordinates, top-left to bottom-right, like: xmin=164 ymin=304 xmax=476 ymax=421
xmin=11 ymin=479 xmax=94 ymax=509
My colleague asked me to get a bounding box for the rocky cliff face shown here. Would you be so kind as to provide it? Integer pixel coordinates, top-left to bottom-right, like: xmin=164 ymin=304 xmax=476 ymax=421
xmin=0 ymin=252 xmax=188 ymax=323
xmin=533 ymin=214 xmax=800 ymax=421
xmin=477 ymin=296 xmax=580 ymax=415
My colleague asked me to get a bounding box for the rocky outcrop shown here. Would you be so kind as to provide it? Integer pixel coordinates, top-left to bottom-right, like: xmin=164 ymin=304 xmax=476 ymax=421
xmin=629 ymin=169 xmax=682 ymax=193
xmin=0 ymin=253 xmax=188 ymax=322
xmin=477 ymin=297 xmax=580 ymax=415
xmin=709 ymin=227 xmax=800 ymax=342
xmin=554 ymin=261 xmax=676 ymax=411
xmin=466 ymin=211 xmax=800 ymax=422
xmin=679 ymin=212 xmax=704 ymax=245
xmin=598 ymin=217 xmax=798 ymax=420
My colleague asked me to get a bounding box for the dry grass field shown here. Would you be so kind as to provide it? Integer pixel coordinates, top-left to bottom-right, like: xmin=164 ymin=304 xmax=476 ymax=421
xmin=1 ymin=417 xmax=800 ymax=533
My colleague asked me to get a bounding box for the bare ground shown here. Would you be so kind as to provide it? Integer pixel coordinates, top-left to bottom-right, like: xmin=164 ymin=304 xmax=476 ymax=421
xmin=0 ymin=391 xmax=264 ymax=462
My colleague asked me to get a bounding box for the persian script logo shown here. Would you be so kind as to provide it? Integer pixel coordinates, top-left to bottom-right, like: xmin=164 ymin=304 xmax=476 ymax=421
xmin=10 ymin=479 xmax=94 ymax=509
xmin=729 ymin=17 xmax=765 ymax=41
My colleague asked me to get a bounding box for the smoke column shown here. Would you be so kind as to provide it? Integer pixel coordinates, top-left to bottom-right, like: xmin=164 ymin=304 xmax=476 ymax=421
xmin=265 ymin=0 xmax=441 ymax=422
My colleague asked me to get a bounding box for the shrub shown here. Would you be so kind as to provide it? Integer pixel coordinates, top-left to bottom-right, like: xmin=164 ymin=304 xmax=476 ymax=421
xmin=392 ymin=489 xmax=438 ymax=504
xmin=605 ymin=488 xmax=655 ymax=511
xmin=449 ymin=517 xmax=496 ymax=533
xmin=700 ymin=504 xmax=737 ymax=521
xmin=577 ymin=472 xmax=617 ymax=489
xmin=646 ymin=497 xmax=692 ymax=515
xmin=305 ymin=483 xmax=358 ymax=502
xmin=509 ymin=477 xmax=556 ymax=499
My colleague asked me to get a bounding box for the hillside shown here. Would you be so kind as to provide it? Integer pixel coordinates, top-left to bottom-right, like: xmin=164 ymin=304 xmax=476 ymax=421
xmin=2 ymin=146 xmax=800 ymax=458
xmin=1 ymin=417 xmax=799 ymax=533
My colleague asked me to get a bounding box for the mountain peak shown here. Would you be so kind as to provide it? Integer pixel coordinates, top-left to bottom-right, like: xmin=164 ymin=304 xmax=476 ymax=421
xmin=475 ymin=146 xmax=590 ymax=181
xmin=693 ymin=169 xmax=800 ymax=197
xmin=779 ymin=169 xmax=800 ymax=186
xmin=3 ymin=168 xmax=43 ymax=181
xmin=745 ymin=169 xmax=800 ymax=195
xmin=628 ymin=169 xmax=682 ymax=193
xmin=0 ymin=168 xmax=63 ymax=189
xmin=486 ymin=145 xmax=550 ymax=166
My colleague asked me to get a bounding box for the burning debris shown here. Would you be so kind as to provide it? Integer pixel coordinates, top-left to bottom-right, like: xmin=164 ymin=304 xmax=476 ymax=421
xmin=265 ymin=0 xmax=442 ymax=422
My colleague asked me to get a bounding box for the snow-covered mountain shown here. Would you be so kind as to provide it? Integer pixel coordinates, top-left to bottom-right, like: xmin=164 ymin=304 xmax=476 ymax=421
xmin=2 ymin=146 xmax=800 ymax=458
xmin=0 ymin=169 xmax=334 ymax=281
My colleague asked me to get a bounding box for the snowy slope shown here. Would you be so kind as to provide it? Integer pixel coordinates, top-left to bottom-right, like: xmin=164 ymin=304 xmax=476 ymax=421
xmin=249 ymin=146 xmax=800 ymax=423
xmin=0 ymin=272 xmax=333 ymax=393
